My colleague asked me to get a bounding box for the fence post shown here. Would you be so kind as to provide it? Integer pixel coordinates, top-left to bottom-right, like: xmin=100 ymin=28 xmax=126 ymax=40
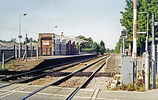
xmin=1 ymin=50 xmax=3 ymax=63
xmin=41 ymin=47 xmax=43 ymax=56
xmin=46 ymin=48 xmax=47 ymax=55
xmin=15 ymin=44 xmax=17 ymax=59
xmin=14 ymin=45 xmax=15 ymax=59
xmin=20 ymin=44 xmax=22 ymax=58
xmin=50 ymin=48 xmax=51 ymax=56
xmin=33 ymin=46 xmax=34 ymax=56
xmin=37 ymin=47 xmax=39 ymax=59
xmin=2 ymin=53 xmax=4 ymax=70
xmin=38 ymin=47 xmax=39 ymax=56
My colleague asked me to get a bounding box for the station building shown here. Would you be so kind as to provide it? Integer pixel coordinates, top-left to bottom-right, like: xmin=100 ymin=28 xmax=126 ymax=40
xmin=38 ymin=33 xmax=87 ymax=56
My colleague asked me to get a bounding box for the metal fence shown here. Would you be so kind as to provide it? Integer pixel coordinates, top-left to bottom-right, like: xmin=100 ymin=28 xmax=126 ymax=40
xmin=0 ymin=45 xmax=37 ymax=63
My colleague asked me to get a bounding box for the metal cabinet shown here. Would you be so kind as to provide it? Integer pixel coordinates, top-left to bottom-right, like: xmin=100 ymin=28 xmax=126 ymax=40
xmin=121 ymin=58 xmax=134 ymax=85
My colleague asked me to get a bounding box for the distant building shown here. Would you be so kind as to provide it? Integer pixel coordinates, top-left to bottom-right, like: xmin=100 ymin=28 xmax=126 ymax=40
xmin=0 ymin=41 xmax=15 ymax=50
xmin=38 ymin=33 xmax=87 ymax=56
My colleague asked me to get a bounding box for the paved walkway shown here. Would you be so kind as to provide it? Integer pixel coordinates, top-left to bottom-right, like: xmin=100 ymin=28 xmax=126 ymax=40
xmin=97 ymin=89 xmax=158 ymax=100
xmin=0 ymin=83 xmax=158 ymax=100
xmin=8 ymin=55 xmax=68 ymax=71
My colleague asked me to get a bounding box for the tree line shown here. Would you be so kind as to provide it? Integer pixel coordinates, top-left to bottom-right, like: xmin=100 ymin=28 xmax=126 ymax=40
xmin=0 ymin=36 xmax=114 ymax=55
xmin=76 ymin=35 xmax=114 ymax=55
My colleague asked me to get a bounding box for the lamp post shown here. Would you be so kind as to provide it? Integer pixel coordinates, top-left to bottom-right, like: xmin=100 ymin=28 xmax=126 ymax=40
xmin=52 ymin=26 xmax=57 ymax=55
xmin=141 ymin=12 xmax=150 ymax=90
xmin=19 ymin=13 xmax=26 ymax=58
xmin=121 ymin=31 xmax=126 ymax=57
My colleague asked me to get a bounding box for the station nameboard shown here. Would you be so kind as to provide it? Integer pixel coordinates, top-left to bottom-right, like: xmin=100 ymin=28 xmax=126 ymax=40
xmin=43 ymin=41 xmax=49 ymax=45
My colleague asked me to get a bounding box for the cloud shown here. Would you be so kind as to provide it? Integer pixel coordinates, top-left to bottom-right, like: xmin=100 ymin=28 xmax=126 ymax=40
xmin=44 ymin=2 xmax=54 ymax=9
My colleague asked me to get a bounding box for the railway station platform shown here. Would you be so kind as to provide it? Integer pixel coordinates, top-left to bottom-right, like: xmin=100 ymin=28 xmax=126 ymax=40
xmin=8 ymin=54 xmax=96 ymax=71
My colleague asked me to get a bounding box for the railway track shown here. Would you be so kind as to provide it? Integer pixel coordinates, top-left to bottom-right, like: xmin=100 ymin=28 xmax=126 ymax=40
xmin=20 ymin=55 xmax=112 ymax=100
xmin=0 ymin=55 xmax=107 ymax=89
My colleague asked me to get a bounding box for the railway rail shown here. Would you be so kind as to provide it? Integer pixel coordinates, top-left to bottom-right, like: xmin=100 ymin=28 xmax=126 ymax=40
xmin=20 ymin=55 xmax=112 ymax=100
xmin=0 ymin=55 xmax=106 ymax=89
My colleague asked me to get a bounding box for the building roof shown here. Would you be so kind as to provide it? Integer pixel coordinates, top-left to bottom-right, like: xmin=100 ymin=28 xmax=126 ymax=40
xmin=27 ymin=42 xmax=38 ymax=47
xmin=0 ymin=41 xmax=15 ymax=50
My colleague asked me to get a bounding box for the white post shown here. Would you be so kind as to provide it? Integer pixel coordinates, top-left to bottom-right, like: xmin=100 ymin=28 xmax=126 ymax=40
xmin=79 ymin=43 xmax=81 ymax=54
xmin=2 ymin=53 xmax=4 ymax=70
xmin=133 ymin=0 xmax=137 ymax=59
xmin=37 ymin=47 xmax=39 ymax=59
xmin=145 ymin=53 xmax=149 ymax=90
xmin=18 ymin=13 xmax=26 ymax=59
xmin=25 ymin=33 xmax=27 ymax=62
xmin=31 ymin=38 xmax=32 ymax=57
xmin=19 ymin=14 xmax=21 ymax=58
xmin=15 ymin=44 xmax=17 ymax=59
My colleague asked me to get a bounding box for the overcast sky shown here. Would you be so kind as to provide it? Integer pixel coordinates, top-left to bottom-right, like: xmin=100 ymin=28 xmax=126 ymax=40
xmin=0 ymin=0 xmax=126 ymax=49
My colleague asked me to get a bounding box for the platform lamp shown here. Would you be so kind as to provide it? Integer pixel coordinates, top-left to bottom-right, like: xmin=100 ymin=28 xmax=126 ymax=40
xmin=121 ymin=30 xmax=126 ymax=57
xmin=19 ymin=13 xmax=26 ymax=58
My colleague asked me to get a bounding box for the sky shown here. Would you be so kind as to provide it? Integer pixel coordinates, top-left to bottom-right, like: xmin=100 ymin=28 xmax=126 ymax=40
xmin=0 ymin=0 xmax=126 ymax=49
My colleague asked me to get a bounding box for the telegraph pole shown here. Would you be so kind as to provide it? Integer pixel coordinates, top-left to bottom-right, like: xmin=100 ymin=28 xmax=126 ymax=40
xmin=152 ymin=14 xmax=156 ymax=89
xmin=25 ymin=33 xmax=28 ymax=62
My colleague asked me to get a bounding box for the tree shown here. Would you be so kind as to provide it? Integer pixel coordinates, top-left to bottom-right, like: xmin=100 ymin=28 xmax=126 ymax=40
xmin=10 ymin=38 xmax=17 ymax=43
xmin=76 ymin=35 xmax=93 ymax=52
xmin=119 ymin=0 xmax=158 ymax=51
xmin=99 ymin=41 xmax=106 ymax=55
xmin=92 ymin=42 xmax=100 ymax=54
xmin=23 ymin=38 xmax=36 ymax=44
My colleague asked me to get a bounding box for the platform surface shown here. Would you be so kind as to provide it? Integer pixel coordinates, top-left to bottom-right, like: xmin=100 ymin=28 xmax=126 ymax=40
xmin=1 ymin=83 xmax=158 ymax=100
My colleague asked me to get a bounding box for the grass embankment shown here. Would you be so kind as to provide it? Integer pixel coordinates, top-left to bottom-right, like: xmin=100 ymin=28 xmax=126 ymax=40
xmin=0 ymin=59 xmax=15 ymax=70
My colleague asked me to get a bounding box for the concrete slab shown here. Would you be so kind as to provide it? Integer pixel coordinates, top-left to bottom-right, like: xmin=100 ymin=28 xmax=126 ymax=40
xmin=19 ymin=85 xmax=43 ymax=92
xmin=0 ymin=92 xmax=28 ymax=100
xmin=55 ymin=87 xmax=76 ymax=95
xmin=0 ymin=90 xmax=7 ymax=94
xmin=75 ymin=89 xmax=94 ymax=97
xmin=0 ymin=84 xmax=24 ymax=90
xmin=73 ymin=89 xmax=95 ymax=100
xmin=96 ymin=90 xmax=158 ymax=100
xmin=39 ymin=86 xmax=62 ymax=94
xmin=27 ymin=94 xmax=56 ymax=100
xmin=0 ymin=82 xmax=11 ymax=88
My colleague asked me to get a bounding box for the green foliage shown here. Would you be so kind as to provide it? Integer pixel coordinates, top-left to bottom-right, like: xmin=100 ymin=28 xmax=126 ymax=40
xmin=76 ymin=35 xmax=93 ymax=49
xmin=119 ymin=0 xmax=158 ymax=50
xmin=76 ymin=35 xmax=107 ymax=55
xmin=139 ymin=84 xmax=146 ymax=92
xmin=10 ymin=38 xmax=17 ymax=43
xmin=92 ymin=42 xmax=100 ymax=54
xmin=126 ymin=83 xmax=134 ymax=91
xmin=0 ymin=59 xmax=14 ymax=70
xmin=23 ymin=38 xmax=37 ymax=44
xmin=99 ymin=41 xmax=106 ymax=55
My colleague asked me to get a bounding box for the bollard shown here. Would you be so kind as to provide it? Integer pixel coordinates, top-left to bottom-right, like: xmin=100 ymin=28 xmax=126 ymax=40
xmin=2 ymin=53 xmax=4 ymax=70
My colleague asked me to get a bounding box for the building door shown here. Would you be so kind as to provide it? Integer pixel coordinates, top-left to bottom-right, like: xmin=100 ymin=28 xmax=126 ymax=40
xmin=41 ymin=38 xmax=52 ymax=56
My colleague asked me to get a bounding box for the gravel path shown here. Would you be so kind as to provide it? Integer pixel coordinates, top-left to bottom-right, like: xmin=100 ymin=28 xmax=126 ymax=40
xmin=62 ymin=56 xmax=106 ymax=72
xmin=86 ymin=77 xmax=114 ymax=91
xmin=59 ymin=76 xmax=88 ymax=87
